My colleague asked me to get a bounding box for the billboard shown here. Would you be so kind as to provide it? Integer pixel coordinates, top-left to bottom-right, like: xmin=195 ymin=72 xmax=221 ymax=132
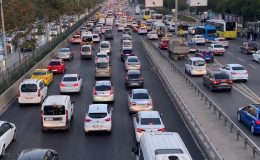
xmin=187 ymin=0 xmax=207 ymax=6
xmin=145 ymin=0 xmax=163 ymax=7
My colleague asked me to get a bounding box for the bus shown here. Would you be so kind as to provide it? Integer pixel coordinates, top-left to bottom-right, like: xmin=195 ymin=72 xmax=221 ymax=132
xmin=143 ymin=9 xmax=151 ymax=20
xmin=205 ymin=19 xmax=237 ymax=39
xmin=177 ymin=24 xmax=189 ymax=36
xmin=195 ymin=25 xmax=217 ymax=42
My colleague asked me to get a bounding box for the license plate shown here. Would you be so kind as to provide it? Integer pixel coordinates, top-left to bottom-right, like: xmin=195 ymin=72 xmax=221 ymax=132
xmin=44 ymin=117 xmax=53 ymax=121
xmin=220 ymin=83 xmax=228 ymax=85
xmin=25 ymin=97 xmax=33 ymax=99
xmin=67 ymin=84 xmax=72 ymax=87
xmin=94 ymin=125 xmax=102 ymax=128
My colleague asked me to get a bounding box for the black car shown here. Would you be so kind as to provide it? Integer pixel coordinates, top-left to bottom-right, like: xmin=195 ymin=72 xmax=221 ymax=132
xmin=125 ymin=70 xmax=144 ymax=88
xmin=17 ymin=149 xmax=58 ymax=160
xmin=203 ymin=71 xmax=232 ymax=92
xmin=104 ymin=29 xmax=114 ymax=39
xmin=121 ymin=49 xmax=134 ymax=61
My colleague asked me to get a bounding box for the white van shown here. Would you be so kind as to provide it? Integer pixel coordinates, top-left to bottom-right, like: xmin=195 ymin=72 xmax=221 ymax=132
xmin=81 ymin=44 xmax=93 ymax=59
xmin=18 ymin=79 xmax=48 ymax=105
xmin=41 ymin=95 xmax=74 ymax=131
xmin=81 ymin=31 xmax=93 ymax=45
xmin=133 ymin=132 xmax=192 ymax=160
xmin=185 ymin=57 xmax=207 ymax=76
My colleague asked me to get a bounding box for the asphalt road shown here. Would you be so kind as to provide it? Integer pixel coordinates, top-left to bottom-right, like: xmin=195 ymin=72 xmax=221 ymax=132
xmin=0 ymin=25 xmax=204 ymax=159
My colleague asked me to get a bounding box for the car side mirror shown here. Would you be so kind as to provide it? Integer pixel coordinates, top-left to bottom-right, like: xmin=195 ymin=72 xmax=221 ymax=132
xmin=132 ymin=147 xmax=139 ymax=155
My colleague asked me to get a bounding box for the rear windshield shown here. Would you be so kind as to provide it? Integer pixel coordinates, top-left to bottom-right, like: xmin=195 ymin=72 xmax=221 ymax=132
xmin=232 ymin=66 xmax=245 ymax=71
xmin=49 ymin=61 xmax=61 ymax=65
xmin=33 ymin=71 xmax=46 ymax=75
xmin=89 ymin=113 xmax=107 ymax=118
xmin=96 ymin=85 xmax=111 ymax=91
xmin=214 ymin=73 xmax=229 ymax=79
xmin=43 ymin=105 xmax=65 ymax=115
xmin=213 ymin=45 xmax=223 ymax=48
xmin=60 ymin=48 xmax=69 ymax=52
xmin=101 ymin=43 xmax=109 ymax=48
xmin=128 ymin=73 xmax=141 ymax=78
xmin=97 ymin=62 xmax=108 ymax=68
xmin=123 ymin=50 xmax=133 ymax=54
xmin=97 ymin=54 xmax=107 ymax=58
xmin=193 ymin=60 xmax=205 ymax=66
xmin=93 ymin=35 xmax=99 ymax=38
xmin=63 ymin=77 xmax=77 ymax=82
xmin=82 ymin=47 xmax=91 ymax=52
xmin=21 ymin=84 xmax=37 ymax=92
xmin=128 ymin=58 xmax=138 ymax=62
xmin=105 ymin=30 xmax=112 ymax=34
xmin=133 ymin=93 xmax=149 ymax=99
xmin=248 ymin=43 xmax=257 ymax=48
xmin=141 ymin=118 xmax=161 ymax=125
xmin=82 ymin=36 xmax=92 ymax=42
xmin=123 ymin=42 xmax=132 ymax=46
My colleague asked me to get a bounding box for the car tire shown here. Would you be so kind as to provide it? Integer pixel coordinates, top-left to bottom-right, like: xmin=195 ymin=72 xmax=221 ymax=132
xmin=0 ymin=145 xmax=5 ymax=158
xmin=251 ymin=124 xmax=255 ymax=135
xmin=237 ymin=112 xmax=241 ymax=122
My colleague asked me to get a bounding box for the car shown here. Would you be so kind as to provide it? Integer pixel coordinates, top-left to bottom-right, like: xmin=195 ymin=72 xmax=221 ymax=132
xmin=122 ymin=40 xmax=132 ymax=50
xmin=185 ymin=57 xmax=207 ymax=76
xmin=60 ymin=74 xmax=82 ymax=93
xmin=208 ymin=44 xmax=225 ymax=56
xmin=125 ymin=70 xmax=144 ymax=88
xmin=147 ymin=31 xmax=158 ymax=40
xmin=92 ymin=28 xmax=101 ymax=35
xmin=191 ymin=34 xmax=206 ymax=45
xmin=47 ymin=59 xmax=66 ymax=74
xmin=133 ymin=111 xmax=165 ymax=142
xmin=185 ymin=42 xmax=198 ymax=53
xmin=57 ymin=48 xmax=73 ymax=60
xmin=240 ymin=42 xmax=258 ymax=54
xmin=121 ymin=34 xmax=132 ymax=43
xmin=123 ymin=27 xmax=131 ymax=35
xmin=95 ymin=59 xmax=111 ymax=78
xmin=237 ymin=104 xmax=260 ymax=134
xmin=125 ymin=56 xmax=141 ymax=70
xmin=79 ymin=26 xmax=88 ymax=33
xmin=115 ymin=19 xmax=120 ymax=26
xmin=132 ymin=25 xmax=140 ymax=32
xmin=17 ymin=149 xmax=59 ymax=160
xmin=84 ymin=104 xmax=112 ymax=133
xmin=104 ymin=29 xmax=114 ymax=39
xmin=117 ymin=24 xmax=125 ymax=31
xmin=95 ymin=52 xmax=109 ymax=63
xmin=219 ymin=64 xmax=248 ymax=82
xmin=18 ymin=79 xmax=48 ymax=104
xmin=99 ymin=41 xmax=111 ymax=54
xmin=252 ymin=50 xmax=260 ymax=62
xmin=195 ymin=49 xmax=214 ymax=63
xmin=128 ymin=89 xmax=153 ymax=114
xmin=81 ymin=44 xmax=93 ymax=59
xmin=49 ymin=28 xmax=58 ymax=36
xmin=131 ymin=21 xmax=138 ymax=28
xmin=93 ymin=80 xmax=114 ymax=103
xmin=121 ymin=48 xmax=135 ymax=61
xmin=158 ymin=39 xmax=169 ymax=50
xmin=31 ymin=69 xmax=53 ymax=86
xmin=138 ymin=27 xmax=148 ymax=34
xmin=92 ymin=33 xmax=100 ymax=43
xmin=167 ymin=22 xmax=176 ymax=32
xmin=69 ymin=34 xmax=82 ymax=44
xmin=213 ymin=37 xmax=229 ymax=48
xmin=0 ymin=121 xmax=16 ymax=158
xmin=203 ymin=71 xmax=232 ymax=91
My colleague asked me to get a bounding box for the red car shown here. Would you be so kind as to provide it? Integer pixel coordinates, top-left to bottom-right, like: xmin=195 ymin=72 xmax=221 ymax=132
xmin=47 ymin=59 xmax=66 ymax=73
xmin=69 ymin=34 xmax=82 ymax=44
xmin=158 ymin=39 xmax=169 ymax=50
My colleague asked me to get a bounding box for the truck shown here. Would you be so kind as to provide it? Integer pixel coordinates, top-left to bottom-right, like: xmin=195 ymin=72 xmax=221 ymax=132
xmin=135 ymin=5 xmax=140 ymax=15
xmin=240 ymin=41 xmax=258 ymax=54
xmin=167 ymin=37 xmax=189 ymax=60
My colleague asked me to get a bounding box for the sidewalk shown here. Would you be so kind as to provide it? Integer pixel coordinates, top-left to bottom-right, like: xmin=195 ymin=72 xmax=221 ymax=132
xmin=141 ymin=37 xmax=257 ymax=160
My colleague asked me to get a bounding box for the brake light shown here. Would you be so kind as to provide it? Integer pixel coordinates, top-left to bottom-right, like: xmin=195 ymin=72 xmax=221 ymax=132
xmin=110 ymin=89 xmax=113 ymax=95
xmin=137 ymin=128 xmax=145 ymax=133
xmin=158 ymin=128 xmax=166 ymax=132
xmin=38 ymin=90 xmax=41 ymax=97
xmin=147 ymin=101 xmax=152 ymax=105
xmin=85 ymin=118 xmax=92 ymax=122
xmin=105 ymin=118 xmax=111 ymax=121
xmin=227 ymin=80 xmax=233 ymax=84
xmin=93 ymin=88 xmax=97 ymax=95
xmin=214 ymin=50 xmax=217 ymax=52
xmin=255 ymin=120 xmax=260 ymax=125
xmin=73 ymin=83 xmax=79 ymax=87
xmin=131 ymin=102 xmax=136 ymax=105
xmin=222 ymin=50 xmax=225 ymax=52
xmin=66 ymin=110 xmax=68 ymax=121
xmin=244 ymin=71 xmax=248 ymax=75
xmin=60 ymin=83 xmax=66 ymax=87
xmin=212 ymin=80 xmax=220 ymax=85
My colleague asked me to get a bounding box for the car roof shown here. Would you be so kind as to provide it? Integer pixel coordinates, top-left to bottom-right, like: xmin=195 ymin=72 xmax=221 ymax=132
xmin=127 ymin=56 xmax=138 ymax=59
xmin=100 ymin=41 xmax=110 ymax=44
xmin=226 ymin=64 xmax=243 ymax=67
xmin=139 ymin=111 xmax=160 ymax=118
xmin=82 ymin=44 xmax=91 ymax=47
xmin=17 ymin=149 xmax=50 ymax=160
xmin=97 ymin=52 xmax=108 ymax=56
xmin=43 ymin=95 xmax=69 ymax=106
xmin=96 ymin=58 xmax=109 ymax=63
xmin=189 ymin=57 xmax=204 ymax=61
xmin=95 ymin=80 xmax=111 ymax=86
xmin=88 ymin=104 xmax=108 ymax=113
xmin=63 ymin=74 xmax=78 ymax=78
xmin=22 ymin=79 xmax=41 ymax=84
xmin=132 ymin=89 xmax=148 ymax=94
xmin=127 ymin=70 xmax=141 ymax=74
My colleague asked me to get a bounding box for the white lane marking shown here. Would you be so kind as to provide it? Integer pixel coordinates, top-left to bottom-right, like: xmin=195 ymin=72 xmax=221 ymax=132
xmin=249 ymin=64 xmax=256 ymax=69
xmin=226 ymin=51 xmax=234 ymax=55
xmin=238 ymin=57 xmax=245 ymax=62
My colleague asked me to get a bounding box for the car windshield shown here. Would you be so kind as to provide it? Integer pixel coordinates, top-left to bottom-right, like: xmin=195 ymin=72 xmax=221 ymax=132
xmin=128 ymin=73 xmax=141 ymax=78
xmin=96 ymin=85 xmax=111 ymax=91
xmin=82 ymin=36 xmax=92 ymax=42
xmin=193 ymin=60 xmax=205 ymax=66
xmin=93 ymin=35 xmax=99 ymax=38
xmin=63 ymin=77 xmax=77 ymax=82
xmin=105 ymin=30 xmax=112 ymax=34
xmin=82 ymin=47 xmax=91 ymax=52
xmin=214 ymin=45 xmax=223 ymax=48
xmin=232 ymin=66 xmax=245 ymax=71
xmin=141 ymin=118 xmax=161 ymax=125
xmin=51 ymin=28 xmax=57 ymax=31
xmin=88 ymin=113 xmax=107 ymax=118
xmin=97 ymin=62 xmax=108 ymax=68
xmin=49 ymin=61 xmax=61 ymax=65
xmin=101 ymin=43 xmax=109 ymax=48
xmin=33 ymin=71 xmax=46 ymax=75
xmin=21 ymin=84 xmax=37 ymax=92
xmin=44 ymin=105 xmax=65 ymax=115
xmin=214 ymin=73 xmax=229 ymax=79
xmin=128 ymin=58 xmax=138 ymax=62
xmin=60 ymin=48 xmax=69 ymax=52
xmin=133 ymin=93 xmax=149 ymax=99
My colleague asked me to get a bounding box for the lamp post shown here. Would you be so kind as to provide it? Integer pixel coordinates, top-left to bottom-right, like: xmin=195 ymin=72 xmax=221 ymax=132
xmin=0 ymin=0 xmax=8 ymax=71
xmin=174 ymin=0 xmax=178 ymax=36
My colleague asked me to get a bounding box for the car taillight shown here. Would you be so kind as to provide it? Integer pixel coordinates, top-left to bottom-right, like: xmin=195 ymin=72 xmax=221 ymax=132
xmin=158 ymin=128 xmax=166 ymax=132
xmin=212 ymin=80 xmax=220 ymax=85
xmin=147 ymin=101 xmax=152 ymax=105
xmin=110 ymin=89 xmax=113 ymax=95
xmin=125 ymin=76 xmax=128 ymax=80
xmin=60 ymin=83 xmax=66 ymax=87
xmin=227 ymin=80 xmax=233 ymax=84
xmin=222 ymin=50 xmax=225 ymax=52
xmin=73 ymin=83 xmax=79 ymax=87
xmin=66 ymin=110 xmax=68 ymax=121
xmin=244 ymin=71 xmax=248 ymax=75
xmin=214 ymin=50 xmax=217 ymax=52
xmin=255 ymin=121 xmax=260 ymax=125
xmin=85 ymin=118 xmax=92 ymax=122
xmin=105 ymin=118 xmax=111 ymax=121
xmin=231 ymin=72 xmax=237 ymax=75
xmin=131 ymin=102 xmax=136 ymax=105
xmin=137 ymin=128 xmax=145 ymax=133
xmin=38 ymin=90 xmax=41 ymax=97
xmin=93 ymin=88 xmax=97 ymax=95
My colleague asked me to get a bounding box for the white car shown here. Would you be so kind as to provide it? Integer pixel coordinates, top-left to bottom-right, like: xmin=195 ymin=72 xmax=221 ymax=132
xmin=99 ymin=41 xmax=111 ymax=54
xmin=252 ymin=50 xmax=260 ymax=62
xmin=118 ymin=24 xmax=124 ymax=31
xmin=219 ymin=64 xmax=248 ymax=82
xmin=147 ymin=31 xmax=158 ymax=40
xmin=60 ymin=74 xmax=82 ymax=93
xmin=0 ymin=121 xmax=16 ymax=157
xmin=49 ymin=28 xmax=58 ymax=36
xmin=84 ymin=104 xmax=112 ymax=133
xmin=92 ymin=34 xmax=100 ymax=43
xmin=213 ymin=37 xmax=229 ymax=48
xmin=133 ymin=111 xmax=165 ymax=142
xmin=138 ymin=27 xmax=148 ymax=34
xmin=95 ymin=52 xmax=109 ymax=63
xmin=208 ymin=44 xmax=225 ymax=55
xmin=57 ymin=48 xmax=73 ymax=60
xmin=191 ymin=34 xmax=206 ymax=44
xmin=122 ymin=40 xmax=133 ymax=50
xmin=125 ymin=56 xmax=141 ymax=70
xmin=185 ymin=57 xmax=207 ymax=76
xmin=93 ymin=80 xmax=114 ymax=103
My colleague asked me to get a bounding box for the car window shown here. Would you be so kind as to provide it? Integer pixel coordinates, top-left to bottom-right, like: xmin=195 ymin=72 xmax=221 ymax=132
xmin=97 ymin=54 xmax=107 ymax=58
xmin=21 ymin=83 xmax=37 ymax=92
xmin=122 ymin=50 xmax=133 ymax=54
xmin=33 ymin=71 xmax=46 ymax=76
xmin=82 ymin=36 xmax=92 ymax=42
xmin=88 ymin=112 xmax=107 ymax=118
xmin=214 ymin=45 xmax=223 ymax=48
xmin=97 ymin=62 xmax=108 ymax=68
xmin=63 ymin=77 xmax=77 ymax=82
xmin=193 ymin=60 xmax=205 ymax=66
xmin=82 ymin=47 xmax=91 ymax=52
xmin=232 ymin=66 xmax=245 ymax=71
xmin=0 ymin=125 xmax=6 ymax=137
xmin=49 ymin=61 xmax=61 ymax=65
xmin=214 ymin=73 xmax=229 ymax=79
xmin=133 ymin=93 xmax=149 ymax=99
xmin=95 ymin=85 xmax=111 ymax=91
xmin=44 ymin=105 xmax=65 ymax=115
xmin=60 ymin=48 xmax=69 ymax=52
xmin=248 ymin=107 xmax=257 ymax=117
xmin=128 ymin=58 xmax=138 ymax=63
xmin=140 ymin=118 xmax=161 ymax=125
xmin=128 ymin=73 xmax=141 ymax=79
xmin=101 ymin=43 xmax=109 ymax=48
xmin=3 ymin=123 xmax=12 ymax=131
xmin=39 ymin=81 xmax=44 ymax=89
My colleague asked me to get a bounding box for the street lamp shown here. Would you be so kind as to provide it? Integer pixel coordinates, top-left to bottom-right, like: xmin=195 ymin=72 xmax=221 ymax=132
xmin=174 ymin=0 xmax=178 ymax=36
xmin=0 ymin=0 xmax=8 ymax=71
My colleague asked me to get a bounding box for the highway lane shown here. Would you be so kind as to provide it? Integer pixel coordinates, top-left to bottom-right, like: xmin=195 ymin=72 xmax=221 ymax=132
xmin=0 ymin=26 xmax=204 ymax=159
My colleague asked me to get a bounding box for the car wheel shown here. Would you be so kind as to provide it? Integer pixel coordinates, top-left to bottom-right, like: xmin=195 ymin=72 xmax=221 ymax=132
xmin=251 ymin=124 xmax=255 ymax=134
xmin=237 ymin=112 xmax=241 ymax=122
xmin=0 ymin=145 xmax=5 ymax=157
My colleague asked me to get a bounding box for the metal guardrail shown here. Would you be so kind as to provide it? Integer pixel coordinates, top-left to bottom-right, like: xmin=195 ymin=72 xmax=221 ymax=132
xmin=0 ymin=7 xmax=100 ymax=95
xmin=142 ymin=37 xmax=260 ymax=159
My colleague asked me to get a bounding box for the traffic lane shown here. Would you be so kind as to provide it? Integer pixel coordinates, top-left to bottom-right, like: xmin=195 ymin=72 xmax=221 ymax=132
xmin=132 ymin=33 xmax=204 ymax=159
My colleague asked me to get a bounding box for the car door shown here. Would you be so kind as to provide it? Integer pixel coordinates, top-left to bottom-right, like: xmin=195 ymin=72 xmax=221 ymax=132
xmin=2 ymin=123 xmax=13 ymax=147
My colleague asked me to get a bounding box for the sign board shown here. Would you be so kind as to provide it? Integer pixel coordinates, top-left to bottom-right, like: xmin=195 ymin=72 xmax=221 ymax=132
xmin=186 ymin=0 xmax=207 ymax=6
xmin=172 ymin=9 xmax=175 ymax=13
xmin=145 ymin=0 xmax=163 ymax=7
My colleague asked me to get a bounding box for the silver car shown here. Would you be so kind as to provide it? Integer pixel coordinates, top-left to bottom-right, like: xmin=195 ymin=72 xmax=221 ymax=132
xmin=128 ymin=89 xmax=153 ymax=114
xmin=125 ymin=56 xmax=141 ymax=70
xmin=95 ymin=59 xmax=111 ymax=78
xmin=57 ymin=48 xmax=73 ymax=60
xmin=99 ymin=41 xmax=111 ymax=54
xmin=60 ymin=74 xmax=82 ymax=93
xmin=93 ymin=80 xmax=114 ymax=103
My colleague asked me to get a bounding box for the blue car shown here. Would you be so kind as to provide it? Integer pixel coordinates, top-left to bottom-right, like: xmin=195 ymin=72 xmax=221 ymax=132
xmin=237 ymin=104 xmax=260 ymax=134
xmin=195 ymin=49 xmax=214 ymax=63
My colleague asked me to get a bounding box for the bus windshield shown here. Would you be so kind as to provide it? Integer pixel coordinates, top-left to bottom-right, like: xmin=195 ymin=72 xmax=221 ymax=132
xmin=226 ymin=22 xmax=236 ymax=31
xmin=144 ymin=10 xmax=150 ymax=15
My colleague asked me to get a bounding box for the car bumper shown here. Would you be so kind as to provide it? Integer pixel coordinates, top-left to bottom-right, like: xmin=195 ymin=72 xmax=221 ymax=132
xmin=125 ymin=81 xmax=143 ymax=87
xmin=125 ymin=66 xmax=141 ymax=70
xmin=212 ymin=85 xmax=232 ymax=91
xmin=129 ymin=105 xmax=153 ymax=113
xmin=42 ymin=122 xmax=69 ymax=130
xmin=191 ymin=70 xmax=207 ymax=76
xmin=95 ymin=73 xmax=111 ymax=78
xmin=84 ymin=124 xmax=112 ymax=132
xmin=93 ymin=95 xmax=114 ymax=102
xmin=230 ymin=75 xmax=248 ymax=81
xmin=60 ymin=86 xmax=81 ymax=93
xmin=18 ymin=97 xmax=42 ymax=104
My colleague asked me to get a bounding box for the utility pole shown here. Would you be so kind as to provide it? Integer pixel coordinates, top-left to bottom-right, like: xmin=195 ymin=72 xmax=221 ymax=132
xmin=0 ymin=0 xmax=8 ymax=71
xmin=175 ymin=0 xmax=178 ymax=36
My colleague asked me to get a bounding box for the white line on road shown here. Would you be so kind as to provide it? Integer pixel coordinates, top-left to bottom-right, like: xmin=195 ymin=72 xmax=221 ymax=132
xmin=249 ymin=64 xmax=256 ymax=69
xmin=226 ymin=51 xmax=234 ymax=55
xmin=238 ymin=57 xmax=245 ymax=62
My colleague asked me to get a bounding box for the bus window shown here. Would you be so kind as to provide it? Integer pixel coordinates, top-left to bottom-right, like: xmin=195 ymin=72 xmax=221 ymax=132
xmin=207 ymin=29 xmax=216 ymax=35
xmin=196 ymin=28 xmax=206 ymax=34
xmin=216 ymin=23 xmax=224 ymax=32
xmin=144 ymin=10 xmax=150 ymax=15
xmin=226 ymin=22 xmax=236 ymax=31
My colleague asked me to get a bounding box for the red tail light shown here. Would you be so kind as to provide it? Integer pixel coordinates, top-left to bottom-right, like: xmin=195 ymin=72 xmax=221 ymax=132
xmin=93 ymin=88 xmax=97 ymax=95
xmin=222 ymin=50 xmax=225 ymax=52
xmin=85 ymin=118 xmax=92 ymax=122
xmin=212 ymin=81 xmax=220 ymax=85
xmin=131 ymin=102 xmax=136 ymax=105
xmin=227 ymin=80 xmax=233 ymax=84
xmin=147 ymin=101 xmax=152 ymax=105
xmin=66 ymin=110 xmax=68 ymax=121
xmin=214 ymin=50 xmax=217 ymax=52
xmin=38 ymin=90 xmax=41 ymax=97
xmin=110 ymin=89 xmax=113 ymax=95
xmin=140 ymin=76 xmax=144 ymax=80
xmin=125 ymin=76 xmax=128 ymax=80
xmin=158 ymin=128 xmax=166 ymax=132
xmin=72 ymin=83 xmax=79 ymax=87
xmin=60 ymin=83 xmax=66 ymax=87
xmin=105 ymin=118 xmax=111 ymax=121
xmin=256 ymin=120 xmax=260 ymax=125
xmin=137 ymin=128 xmax=145 ymax=133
